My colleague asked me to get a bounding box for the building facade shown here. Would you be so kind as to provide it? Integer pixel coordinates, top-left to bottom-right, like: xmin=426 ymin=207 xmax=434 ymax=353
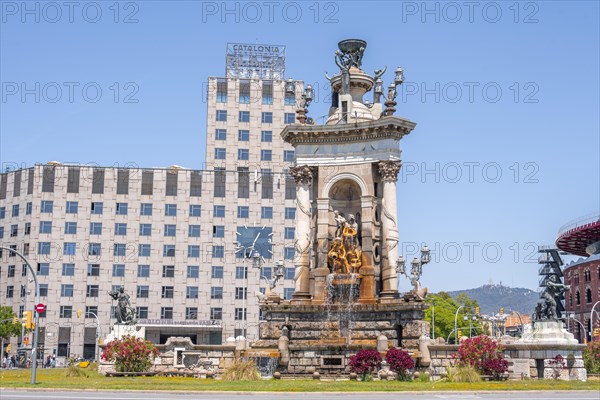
xmin=0 ymin=43 xmax=302 ymax=360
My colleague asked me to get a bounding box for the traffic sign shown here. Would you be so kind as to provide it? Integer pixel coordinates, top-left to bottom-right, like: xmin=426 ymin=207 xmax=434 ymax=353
xmin=35 ymin=303 xmax=46 ymax=313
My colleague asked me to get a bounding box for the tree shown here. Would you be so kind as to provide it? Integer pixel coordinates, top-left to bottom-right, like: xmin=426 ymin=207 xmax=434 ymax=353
xmin=0 ymin=306 xmax=22 ymax=354
xmin=101 ymin=335 xmax=158 ymax=372
xmin=424 ymin=292 xmax=483 ymax=343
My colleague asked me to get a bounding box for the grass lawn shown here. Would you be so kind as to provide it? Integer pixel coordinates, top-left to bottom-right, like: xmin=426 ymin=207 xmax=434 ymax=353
xmin=1 ymin=369 xmax=598 ymax=392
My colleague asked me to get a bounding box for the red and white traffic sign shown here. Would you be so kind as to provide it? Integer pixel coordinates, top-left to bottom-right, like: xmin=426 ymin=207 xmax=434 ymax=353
xmin=35 ymin=303 xmax=46 ymax=313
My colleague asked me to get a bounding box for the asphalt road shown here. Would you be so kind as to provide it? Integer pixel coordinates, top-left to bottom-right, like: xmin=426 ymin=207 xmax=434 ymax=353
xmin=1 ymin=391 xmax=599 ymax=400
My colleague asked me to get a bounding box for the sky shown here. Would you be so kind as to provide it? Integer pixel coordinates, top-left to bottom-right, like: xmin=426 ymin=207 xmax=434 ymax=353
xmin=1 ymin=0 xmax=599 ymax=293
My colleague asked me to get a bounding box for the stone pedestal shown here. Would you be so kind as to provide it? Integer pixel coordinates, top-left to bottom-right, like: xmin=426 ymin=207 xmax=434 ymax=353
xmin=104 ymin=324 xmax=145 ymax=344
xmin=518 ymin=321 xmax=578 ymax=345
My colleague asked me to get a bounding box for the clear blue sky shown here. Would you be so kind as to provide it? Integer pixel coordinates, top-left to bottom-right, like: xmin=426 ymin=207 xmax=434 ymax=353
xmin=1 ymin=1 xmax=598 ymax=293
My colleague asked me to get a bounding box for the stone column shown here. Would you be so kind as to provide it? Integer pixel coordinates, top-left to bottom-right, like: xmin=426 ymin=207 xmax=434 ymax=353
xmin=290 ymin=165 xmax=314 ymax=303
xmin=378 ymin=160 xmax=402 ymax=299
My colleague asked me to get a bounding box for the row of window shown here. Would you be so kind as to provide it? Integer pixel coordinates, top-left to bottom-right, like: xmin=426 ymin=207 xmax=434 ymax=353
xmin=215 ymin=110 xmax=294 ymax=124
xmin=569 ymin=287 xmax=597 ymax=306
xmin=214 ymin=78 xmax=296 ymax=107
xmin=214 ymin=148 xmax=294 ymax=162
xmin=214 ymin=128 xmax=295 ymax=144
xmin=51 ymin=305 xmax=247 ymax=321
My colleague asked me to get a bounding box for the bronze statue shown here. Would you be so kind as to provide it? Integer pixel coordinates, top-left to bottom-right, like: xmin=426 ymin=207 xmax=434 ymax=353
xmin=108 ymin=287 xmax=136 ymax=325
xmin=533 ymin=275 xmax=570 ymax=321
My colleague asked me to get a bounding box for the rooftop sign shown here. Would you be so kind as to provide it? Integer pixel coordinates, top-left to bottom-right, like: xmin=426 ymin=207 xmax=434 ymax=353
xmin=226 ymin=42 xmax=286 ymax=79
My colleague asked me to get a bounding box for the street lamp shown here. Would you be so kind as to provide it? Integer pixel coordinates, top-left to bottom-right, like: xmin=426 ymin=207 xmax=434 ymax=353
xmin=84 ymin=311 xmax=102 ymax=363
xmin=284 ymin=79 xmax=314 ymax=124
xmin=0 ymin=246 xmax=39 ymax=384
xmin=590 ymin=300 xmax=600 ymax=339
xmin=569 ymin=313 xmax=587 ymax=344
xmin=382 ymin=66 xmax=405 ymax=116
xmin=396 ymin=245 xmax=430 ymax=294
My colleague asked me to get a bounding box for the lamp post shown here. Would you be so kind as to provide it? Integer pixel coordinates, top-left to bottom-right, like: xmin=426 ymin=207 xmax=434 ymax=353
xmin=382 ymin=66 xmax=405 ymax=116
xmin=431 ymin=298 xmax=436 ymax=340
xmin=285 ymin=79 xmax=314 ymax=124
xmin=590 ymin=301 xmax=600 ymax=339
xmin=84 ymin=311 xmax=102 ymax=363
xmin=569 ymin=313 xmax=587 ymax=344
xmin=1 ymin=246 xmax=39 ymax=384
xmin=396 ymin=245 xmax=430 ymax=295
xmin=454 ymin=305 xmax=466 ymax=344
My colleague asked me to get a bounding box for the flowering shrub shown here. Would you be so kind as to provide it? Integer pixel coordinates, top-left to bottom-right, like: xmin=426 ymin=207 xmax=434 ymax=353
xmin=101 ymin=335 xmax=158 ymax=373
xmin=456 ymin=335 xmax=507 ymax=379
xmin=385 ymin=347 xmax=414 ymax=381
xmin=583 ymin=337 xmax=600 ymax=374
xmin=549 ymin=354 xmax=565 ymax=380
xmin=349 ymin=349 xmax=382 ymax=379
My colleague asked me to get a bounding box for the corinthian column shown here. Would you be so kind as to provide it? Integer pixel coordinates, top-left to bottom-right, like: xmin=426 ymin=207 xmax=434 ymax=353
xmin=289 ymin=165 xmax=314 ymax=303
xmin=378 ymin=160 xmax=402 ymax=298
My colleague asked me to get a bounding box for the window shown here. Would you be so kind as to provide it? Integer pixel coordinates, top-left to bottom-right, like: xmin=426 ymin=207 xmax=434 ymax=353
xmin=0 ymin=207 xmax=4 ymax=218
xmin=186 ymin=307 xmax=198 ymax=320
xmin=186 ymin=286 xmax=199 ymax=299
xmin=238 ymin=130 xmax=249 ymax=141
xmin=42 ymin=166 xmax=55 ymax=192
xmin=187 ymin=265 xmax=199 ymax=278
xmin=24 ymin=223 xmax=31 ymax=235
xmin=285 ymin=227 xmax=295 ymax=240
xmin=262 ymin=81 xmax=273 ymax=104
xmin=39 ymin=284 xmax=48 ymax=297
xmin=284 ymin=112 xmax=295 ymax=124
xmin=141 ymin=171 xmax=154 ymax=195
xmin=261 ymin=130 xmax=272 ymax=142
xmin=188 ymin=225 xmax=201 ymax=237
xmin=6 ymin=286 xmax=14 ymax=298
xmin=63 ymin=242 xmax=76 ymax=255
xmin=88 ymin=243 xmax=101 ymax=256
xmin=0 ymin=227 xmax=4 ymax=238
xmin=38 ymin=242 xmax=51 ymax=255
xmin=211 ymin=265 xmax=224 ymax=278
xmin=161 ymin=307 xmax=173 ymax=319
xmin=212 ymin=246 xmax=224 ymax=258
xmin=86 ymin=306 xmax=98 ymax=318
xmin=284 ymin=247 xmax=295 ymax=260
xmin=213 ymin=225 xmax=225 ymax=238
xmin=116 ymin=203 xmax=128 ymax=215
xmin=213 ymin=205 xmax=225 ymax=217
xmin=210 ymin=308 xmax=222 ymax=320
xmin=66 ymin=201 xmax=78 ymax=214
xmin=285 ymin=267 xmax=295 ymax=280
xmin=25 ymin=202 xmax=32 ymax=215
xmin=12 ymin=204 xmax=19 ymax=217
xmin=86 ymin=285 xmax=99 ymax=297
xmin=238 ymin=149 xmax=249 ymax=160
xmin=162 ymin=265 xmax=175 ymax=278
xmin=166 ymin=172 xmax=178 ymax=196
xmin=136 ymin=307 xmax=148 ymax=319
xmin=189 ymin=205 xmax=201 ymax=217
xmin=216 ymin=78 xmax=227 ymax=102
xmin=60 ymin=306 xmax=73 ymax=318
xmin=235 ymin=287 xmax=247 ymax=300
xmin=235 ymin=308 xmax=247 ymax=321
xmin=216 ymin=110 xmax=227 ymax=121
xmin=140 ymin=223 xmax=152 ymax=236
xmin=139 ymin=244 xmax=151 ymax=257
xmin=113 ymin=244 xmax=126 ymax=257
xmin=261 ymin=150 xmax=272 ymax=161
xmin=140 ymin=203 xmax=153 ymax=216
xmin=137 ymin=285 xmax=149 ymax=298
xmin=92 ymin=169 xmax=105 ymax=194
xmin=117 ymin=169 xmax=129 ymax=195
xmin=284 ymin=150 xmax=295 ymax=162
xmin=261 ymin=169 xmax=273 ymax=199
xmin=87 ymin=264 xmax=100 ymax=276
xmin=284 ymin=288 xmax=294 ymax=300
xmin=138 ymin=264 xmax=150 ymax=277
xmin=40 ymin=221 xmax=52 ymax=234
xmin=164 ymin=224 xmax=176 ymax=237
xmin=261 ymin=267 xmax=272 ymax=280
xmin=115 ymin=223 xmax=127 ymax=236
xmin=90 ymin=222 xmax=102 ymax=235
xmin=285 ymin=208 xmax=296 ymax=219
xmin=261 ymin=207 xmax=273 ymax=219
xmin=61 ymin=284 xmax=74 ymax=297
xmin=10 ymin=224 xmax=18 ymax=237
xmin=163 ymin=245 xmax=176 ymax=257
xmin=261 ymin=112 xmax=273 ymax=123
xmin=215 ymin=128 xmax=227 ymax=140
xmin=190 ymin=171 xmax=202 ymax=197
xmin=7 ymin=265 xmax=15 ymax=277
xmin=165 ymin=204 xmax=177 ymax=216
xmin=586 ymin=288 xmax=592 ymax=303
xmin=112 ymin=264 xmax=125 ymax=277
xmin=214 ymin=148 xmax=226 ymax=160
xmin=188 ymin=245 xmax=200 ymax=257
xmin=62 ymin=263 xmax=75 ymax=276
xmin=64 ymin=222 xmax=77 ymax=235
xmin=161 ymin=286 xmax=174 ymax=298
xmin=239 ymin=79 xmax=250 ymax=103
xmin=214 ymin=168 xmax=226 ymax=198
xmin=236 ymin=266 xmax=248 ymax=279
xmin=41 ymin=200 xmax=53 ymax=213
xmin=285 ymin=92 xmax=295 ymax=105
xmin=237 ymin=206 xmax=249 ymax=218
xmin=237 ymin=167 xmax=250 ymax=198
xmin=576 ymin=291 xmax=581 ymax=305
xmin=91 ymin=201 xmax=103 ymax=214
xmin=211 ymin=286 xmax=223 ymax=299
xmin=239 ymin=111 xmax=250 ymax=123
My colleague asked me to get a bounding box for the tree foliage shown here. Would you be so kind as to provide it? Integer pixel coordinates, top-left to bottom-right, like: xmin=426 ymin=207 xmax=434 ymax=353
xmin=583 ymin=337 xmax=600 ymax=374
xmin=101 ymin=335 xmax=158 ymax=372
xmin=0 ymin=306 xmax=22 ymax=341
xmin=424 ymin=292 xmax=483 ymax=343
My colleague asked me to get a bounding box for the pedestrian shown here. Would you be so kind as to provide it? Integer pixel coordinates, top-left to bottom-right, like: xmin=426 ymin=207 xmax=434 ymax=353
xmin=10 ymin=355 xmax=16 ymax=368
xmin=51 ymin=354 xmax=56 ymax=368
xmin=45 ymin=355 xmax=51 ymax=368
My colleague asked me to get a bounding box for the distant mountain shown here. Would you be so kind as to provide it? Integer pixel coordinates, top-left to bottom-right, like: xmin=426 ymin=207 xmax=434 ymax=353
xmin=446 ymin=283 xmax=539 ymax=315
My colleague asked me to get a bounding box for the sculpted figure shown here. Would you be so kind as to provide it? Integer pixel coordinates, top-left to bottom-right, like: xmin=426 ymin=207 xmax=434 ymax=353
xmin=108 ymin=287 xmax=136 ymax=324
xmin=334 ymin=210 xmax=346 ymax=238
xmin=342 ymin=214 xmax=359 ymax=247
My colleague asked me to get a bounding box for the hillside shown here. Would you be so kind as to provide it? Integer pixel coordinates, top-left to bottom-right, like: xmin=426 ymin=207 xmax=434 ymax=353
xmin=446 ymin=283 xmax=539 ymax=315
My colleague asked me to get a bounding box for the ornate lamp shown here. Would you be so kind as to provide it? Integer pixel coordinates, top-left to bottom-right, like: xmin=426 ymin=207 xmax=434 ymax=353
xmin=421 ymin=245 xmax=430 ymax=264
xmin=383 ymin=66 xmax=405 ymax=116
xmin=374 ymin=77 xmax=384 ymax=104
xmin=285 ymin=78 xmax=295 ymax=95
xmin=251 ymin=250 xmax=264 ymax=269
xmin=303 ymin=84 xmax=314 ymax=108
xmin=394 ymin=66 xmax=405 ymax=86
xmin=396 ymin=254 xmax=406 ymax=274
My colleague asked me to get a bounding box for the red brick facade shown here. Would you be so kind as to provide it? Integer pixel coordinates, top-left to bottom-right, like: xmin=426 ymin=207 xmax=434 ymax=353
xmin=564 ymin=257 xmax=600 ymax=342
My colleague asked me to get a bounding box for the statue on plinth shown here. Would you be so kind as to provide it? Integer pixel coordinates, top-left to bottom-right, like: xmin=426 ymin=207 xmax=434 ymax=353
xmin=327 ymin=212 xmax=362 ymax=275
xmin=533 ymin=275 xmax=570 ymax=321
xmin=108 ymin=287 xmax=136 ymax=325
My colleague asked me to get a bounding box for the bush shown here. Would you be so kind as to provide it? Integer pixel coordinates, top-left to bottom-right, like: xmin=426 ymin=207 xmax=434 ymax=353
xmin=456 ymin=335 xmax=507 ymax=379
xmin=349 ymin=350 xmax=382 ymax=380
xmin=549 ymin=354 xmax=565 ymax=380
xmin=221 ymin=358 xmax=260 ymax=381
xmin=446 ymin=365 xmax=482 ymax=382
xmin=101 ymin=335 xmax=158 ymax=373
xmin=385 ymin=347 xmax=414 ymax=381
xmin=583 ymin=337 xmax=600 ymax=374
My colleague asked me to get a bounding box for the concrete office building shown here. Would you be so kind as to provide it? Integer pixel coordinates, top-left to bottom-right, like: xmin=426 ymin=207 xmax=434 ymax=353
xmin=0 ymin=43 xmax=301 ymax=361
